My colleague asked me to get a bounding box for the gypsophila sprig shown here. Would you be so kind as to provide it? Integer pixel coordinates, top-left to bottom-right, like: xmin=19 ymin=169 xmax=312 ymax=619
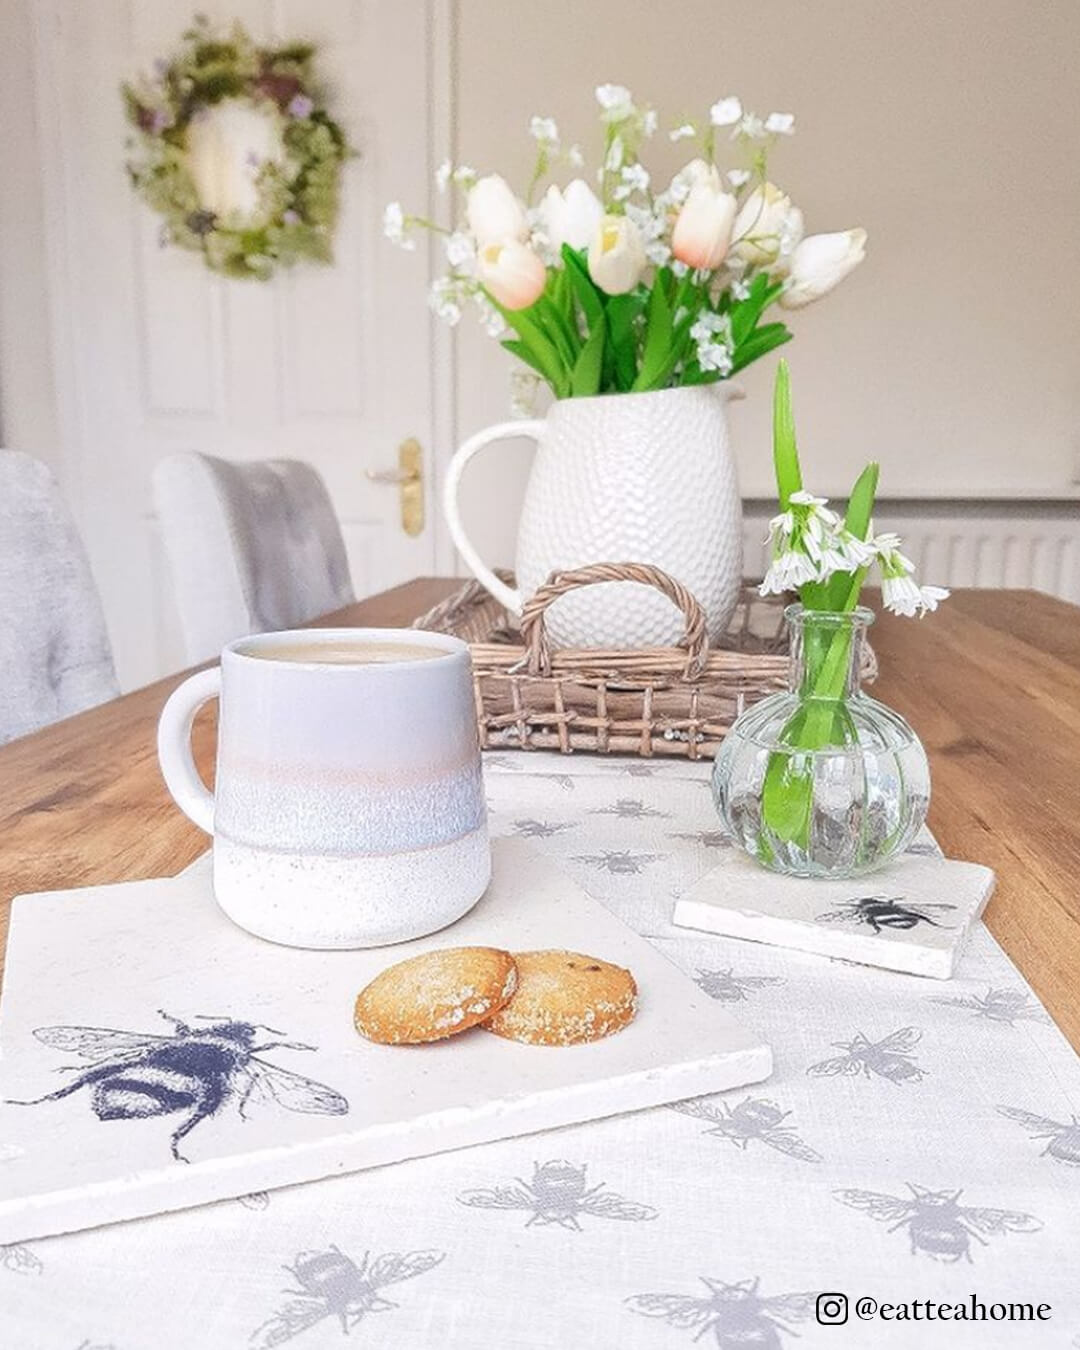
xmin=122 ymin=16 xmax=352 ymax=279
xmin=383 ymin=83 xmax=867 ymax=407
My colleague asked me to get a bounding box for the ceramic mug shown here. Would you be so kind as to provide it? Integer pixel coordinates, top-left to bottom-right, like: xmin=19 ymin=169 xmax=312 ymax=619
xmin=156 ymin=628 xmax=490 ymax=949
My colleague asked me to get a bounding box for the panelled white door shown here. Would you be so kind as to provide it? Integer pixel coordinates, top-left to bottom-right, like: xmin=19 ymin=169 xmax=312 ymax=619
xmin=32 ymin=0 xmax=450 ymax=688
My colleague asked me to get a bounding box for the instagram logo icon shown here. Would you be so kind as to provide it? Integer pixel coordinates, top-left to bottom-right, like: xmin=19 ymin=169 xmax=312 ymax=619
xmin=816 ymin=1293 xmax=849 ymax=1325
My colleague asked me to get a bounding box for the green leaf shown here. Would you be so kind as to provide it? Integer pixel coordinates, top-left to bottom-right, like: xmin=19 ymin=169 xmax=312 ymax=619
xmin=822 ymin=462 xmax=879 ymax=609
xmin=570 ymin=313 xmax=606 ymax=396
xmin=729 ymin=275 xmax=783 ymax=348
xmin=729 ymin=322 xmax=791 ymax=375
xmin=495 ymin=298 xmax=569 ymax=397
xmin=561 ymin=245 xmax=604 ymax=330
xmin=771 ymin=358 xmax=802 ymax=509
xmin=631 ymin=278 xmax=675 ymax=392
xmin=606 ymin=293 xmax=643 ymax=391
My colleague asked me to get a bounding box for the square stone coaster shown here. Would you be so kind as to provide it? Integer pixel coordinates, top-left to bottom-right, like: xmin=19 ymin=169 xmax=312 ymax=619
xmin=0 ymin=838 xmax=771 ymax=1244
xmin=672 ymin=851 xmax=995 ymax=979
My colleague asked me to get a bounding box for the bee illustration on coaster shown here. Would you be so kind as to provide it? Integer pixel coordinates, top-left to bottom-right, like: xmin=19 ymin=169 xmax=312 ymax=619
xmin=250 ymin=1246 xmax=444 ymax=1346
xmin=671 ymin=1097 xmax=822 ymax=1162
xmin=929 ymin=986 xmax=1051 ymax=1026
xmin=0 ymin=1243 xmax=43 ymax=1276
xmin=627 ymin=1275 xmax=820 ymax=1347
xmin=237 ymin=1191 xmax=271 ymax=1211
xmin=459 ymin=1160 xmax=657 ymax=1231
xmin=589 ymin=798 xmax=672 ymax=820
xmin=816 ymin=894 xmax=956 ymax=935
xmin=807 ymin=1026 xmax=925 ymax=1084
xmin=510 ymin=818 xmax=577 ymax=839
xmin=694 ymin=968 xmax=784 ymax=1003
xmin=7 ymin=1010 xmax=348 ymax=1161
xmin=835 ymin=1182 xmax=1041 ymax=1261
xmin=997 ymin=1105 xmax=1080 ymax=1166
xmin=573 ymin=849 xmax=666 ymax=875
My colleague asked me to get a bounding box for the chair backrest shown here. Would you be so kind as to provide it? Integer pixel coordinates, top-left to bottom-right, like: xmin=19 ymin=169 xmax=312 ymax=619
xmin=153 ymin=452 xmax=355 ymax=664
xmin=0 ymin=450 xmax=119 ymax=745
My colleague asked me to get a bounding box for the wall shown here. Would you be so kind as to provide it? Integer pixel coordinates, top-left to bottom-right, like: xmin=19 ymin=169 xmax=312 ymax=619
xmin=451 ymin=0 xmax=1080 ymax=569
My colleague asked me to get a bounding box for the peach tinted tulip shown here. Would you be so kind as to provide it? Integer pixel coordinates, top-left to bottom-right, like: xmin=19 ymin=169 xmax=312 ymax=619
xmin=671 ymin=178 xmax=738 ymax=271
xmin=477 ymin=240 xmax=547 ymax=310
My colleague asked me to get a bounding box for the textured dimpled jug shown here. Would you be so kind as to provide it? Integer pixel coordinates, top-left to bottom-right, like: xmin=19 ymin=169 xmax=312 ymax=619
xmin=712 ymin=605 xmax=930 ymax=878
xmin=443 ymin=384 xmax=744 ymax=649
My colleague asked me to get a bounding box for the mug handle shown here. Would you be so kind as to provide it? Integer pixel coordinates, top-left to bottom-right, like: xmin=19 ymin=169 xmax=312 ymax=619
xmin=442 ymin=419 xmax=544 ymax=615
xmin=157 ymin=667 xmax=220 ymax=835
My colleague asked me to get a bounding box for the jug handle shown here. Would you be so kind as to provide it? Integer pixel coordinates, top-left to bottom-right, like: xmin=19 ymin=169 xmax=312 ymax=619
xmin=442 ymin=419 xmax=544 ymax=615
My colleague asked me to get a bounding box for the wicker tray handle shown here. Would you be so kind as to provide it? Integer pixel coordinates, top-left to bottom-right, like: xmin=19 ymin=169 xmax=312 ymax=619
xmin=519 ymin=562 xmax=710 ymax=679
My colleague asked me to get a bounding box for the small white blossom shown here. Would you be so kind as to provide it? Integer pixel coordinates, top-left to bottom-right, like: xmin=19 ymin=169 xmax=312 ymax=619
xmin=435 ymin=159 xmax=452 ymax=192
xmin=671 ymin=259 xmax=690 ymax=277
xmin=452 ymin=164 xmax=478 ymax=189
xmin=669 ymin=122 xmax=696 ymax=142
xmin=710 ymin=96 xmax=743 ymax=127
xmin=596 ymin=83 xmax=634 ymax=121
xmin=428 ymin=276 xmax=463 ymax=325
xmin=473 ymin=290 xmax=507 ymax=338
xmin=690 ymin=310 xmax=734 ymax=375
xmin=509 ymin=369 xmax=541 ymax=418
xmin=727 ymin=168 xmax=752 ymax=189
xmin=621 ymin=163 xmax=650 ymax=192
xmin=765 ymin=111 xmax=796 ymax=135
xmin=731 ymin=277 xmax=751 ymax=300
xmin=567 ymin=143 xmax=585 ymax=168
xmin=642 ymin=108 xmax=659 ymax=136
xmin=605 ymin=136 xmax=625 ymax=171
xmin=882 ymin=576 xmax=950 ymax=618
xmin=383 ymin=201 xmax=415 ymax=250
xmin=445 ymin=231 xmax=475 ymax=269
xmin=736 ymin=113 xmax=767 ymax=141
xmin=529 ymin=115 xmax=559 ymax=146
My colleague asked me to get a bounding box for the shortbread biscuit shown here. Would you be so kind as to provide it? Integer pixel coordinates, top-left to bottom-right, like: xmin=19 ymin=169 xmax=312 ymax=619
xmin=354 ymin=946 xmax=518 ymax=1044
xmin=482 ymin=950 xmax=637 ymax=1046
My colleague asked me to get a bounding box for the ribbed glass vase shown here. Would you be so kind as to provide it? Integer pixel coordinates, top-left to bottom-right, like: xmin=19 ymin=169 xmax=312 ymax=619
xmin=712 ymin=605 xmax=929 ymax=878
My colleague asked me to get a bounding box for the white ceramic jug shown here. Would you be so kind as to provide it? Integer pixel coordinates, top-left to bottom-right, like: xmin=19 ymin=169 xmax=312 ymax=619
xmin=443 ymin=384 xmax=744 ymax=649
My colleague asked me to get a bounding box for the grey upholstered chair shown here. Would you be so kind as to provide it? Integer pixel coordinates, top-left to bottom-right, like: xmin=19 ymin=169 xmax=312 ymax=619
xmin=153 ymin=452 xmax=356 ymax=664
xmin=0 ymin=450 xmax=119 ymax=745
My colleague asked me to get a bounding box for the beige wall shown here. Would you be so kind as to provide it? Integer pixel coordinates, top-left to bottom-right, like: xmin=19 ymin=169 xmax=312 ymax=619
xmin=452 ymin=0 xmax=1080 ymax=569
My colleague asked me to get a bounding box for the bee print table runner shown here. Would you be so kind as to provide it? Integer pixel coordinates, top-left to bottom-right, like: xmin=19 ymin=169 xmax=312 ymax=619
xmin=2 ymin=751 xmax=1079 ymax=1349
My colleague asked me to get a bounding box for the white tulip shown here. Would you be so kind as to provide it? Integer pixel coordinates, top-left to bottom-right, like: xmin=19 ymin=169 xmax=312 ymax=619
xmin=587 ymin=214 xmax=647 ymax=295
xmin=671 ymin=178 xmax=737 ymax=271
xmin=477 ymin=239 xmax=547 ymax=310
xmin=466 ymin=174 xmax=529 ymax=247
xmin=539 ymin=179 xmax=604 ymax=254
xmin=780 ymin=229 xmax=867 ymax=308
xmin=185 ymin=98 xmax=284 ymax=222
xmin=731 ymin=182 xmax=803 ymax=270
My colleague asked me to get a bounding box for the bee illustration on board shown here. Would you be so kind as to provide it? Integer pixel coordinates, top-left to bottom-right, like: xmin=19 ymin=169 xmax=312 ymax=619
xmin=929 ymin=986 xmax=1051 ymax=1026
xmin=1 ymin=1243 xmax=43 ymax=1275
xmin=7 ymin=1010 xmax=348 ymax=1162
xmin=671 ymin=1097 xmax=822 ymax=1163
xmin=572 ymin=850 xmax=666 ymax=875
xmin=670 ymin=830 xmax=731 ymax=850
xmin=997 ymin=1105 xmax=1080 ymax=1166
xmin=238 ymin=1191 xmax=272 ymax=1211
xmin=627 ymin=1275 xmax=820 ymax=1349
xmin=510 ymin=818 xmax=577 ymax=839
xmin=817 ymin=894 xmax=956 ymax=935
xmin=807 ymin=1026 xmax=925 ymax=1084
xmin=694 ymin=968 xmax=785 ymax=1003
xmin=589 ymin=798 xmax=672 ymax=820
xmin=250 ymin=1246 xmax=444 ymax=1347
xmin=458 ymin=1160 xmax=657 ymax=1231
xmin=835 ymin=1182 xmax=1041 ymax=1261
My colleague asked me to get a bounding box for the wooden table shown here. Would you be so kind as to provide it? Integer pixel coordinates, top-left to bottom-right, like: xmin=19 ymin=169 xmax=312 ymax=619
xmin=1 ymin=581 xmax=1078 ymax=1049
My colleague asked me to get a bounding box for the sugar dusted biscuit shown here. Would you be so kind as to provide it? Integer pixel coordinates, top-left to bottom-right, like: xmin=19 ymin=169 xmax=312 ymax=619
xmin=482 ymin=949 xmax=637 ymax=1046
xmin=354 ymin=946 xmax=518 ymax=1045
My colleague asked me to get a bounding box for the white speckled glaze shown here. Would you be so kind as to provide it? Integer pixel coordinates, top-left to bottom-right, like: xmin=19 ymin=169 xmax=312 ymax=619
xmin=444 ymin=385 xmax=744 ymax=648
xmin=157 ymin=628 xmax=490 ymax=948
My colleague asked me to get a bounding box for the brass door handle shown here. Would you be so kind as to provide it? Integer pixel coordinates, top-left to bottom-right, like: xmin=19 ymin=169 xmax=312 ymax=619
xmin=366 ymin=438 xmax=424 ymax=536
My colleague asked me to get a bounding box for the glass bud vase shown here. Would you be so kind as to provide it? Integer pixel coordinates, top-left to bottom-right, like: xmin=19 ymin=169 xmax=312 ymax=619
xmin=712 ymin=605 xmax=929 ymax=878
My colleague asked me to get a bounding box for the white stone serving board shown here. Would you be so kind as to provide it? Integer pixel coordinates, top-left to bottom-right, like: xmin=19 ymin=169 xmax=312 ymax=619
xmin=0 ymin=838 xmax=771 ymax=1244
xmin=672 ymin=851 xmax=995 ymax=978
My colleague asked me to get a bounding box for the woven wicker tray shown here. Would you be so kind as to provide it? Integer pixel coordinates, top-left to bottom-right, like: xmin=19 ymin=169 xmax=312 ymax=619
xmin=413 ymin=561 xmax=874 ymax=760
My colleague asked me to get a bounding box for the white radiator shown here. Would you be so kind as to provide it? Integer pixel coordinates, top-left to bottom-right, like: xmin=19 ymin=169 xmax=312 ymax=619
xmin=742 ymin=501 xmax=1080 ymax=603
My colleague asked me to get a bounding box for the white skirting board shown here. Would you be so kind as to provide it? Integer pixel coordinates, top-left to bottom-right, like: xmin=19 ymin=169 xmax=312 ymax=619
xmin=0 ymin=839 xmax=771 ymax=1245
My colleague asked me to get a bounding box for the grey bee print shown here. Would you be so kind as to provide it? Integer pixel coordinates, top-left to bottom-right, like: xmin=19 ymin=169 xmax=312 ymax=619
xmin=671 ymin=1097 xmax=822 ymax=1162
xmin=511 ymin=818 xmax=577 ymax=838
xmin=694 ymin=968 xmax=784 ymax=1003
xmin=670 ymin=829 xmax=731 ymax=849
xmin=929 ymin=987 xmax=1051 ymax=1026
xmin=589 ymin=797 xmax=671 ymax=819
xmin=808 ymin=1027 xmax=925 ymax=1084
xmin=250 ymin=1245 xmax=444 ymax=1345
xmin=627 ymin=1276 xmax=820 ymax=1346
xmin=573 ymin=850 xmax=666 ymax=875
xmin=237 ymin=1190 xmax=271 ymax=1211
xmin=1 ymin=1242 xmax=43 ymax=1275
xmin=998 ymin=1105 xmax=1080 ymax=1165
xmin=835 ymin=1183 xmax=1041 ymax=1262
xmin=458 ymin=1160 xmax=657 ymax=1230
